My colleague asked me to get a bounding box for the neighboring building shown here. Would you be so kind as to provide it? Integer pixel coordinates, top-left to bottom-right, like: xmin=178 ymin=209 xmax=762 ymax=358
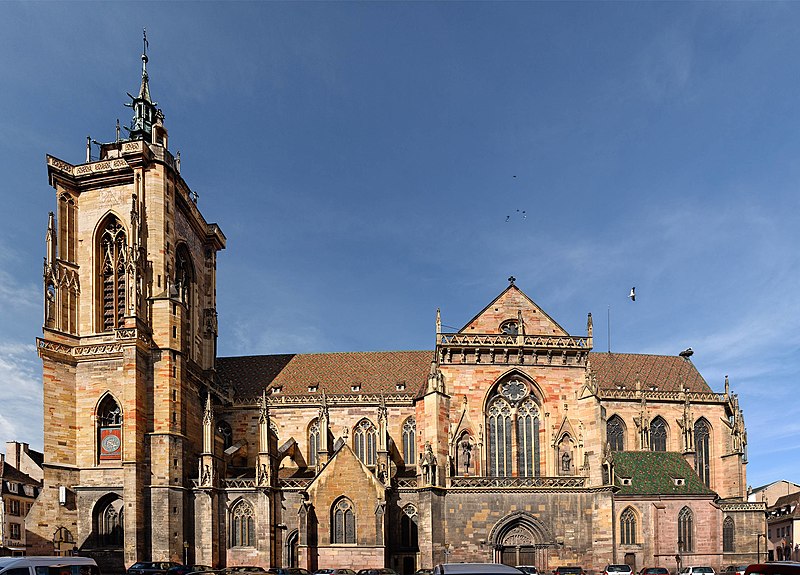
xmin=766 ymin=491 xmax=800 ymax=562
xmin=28 ymin=41 xmax=764 ymax=574
xmin=0 ymin=444 xmax=43 ymax=556
xmin=749 ymin=481 xmax=800 ymax=507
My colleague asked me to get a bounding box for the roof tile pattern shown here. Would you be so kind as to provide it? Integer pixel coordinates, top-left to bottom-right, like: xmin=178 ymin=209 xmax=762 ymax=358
xmin=589 ymin=353 xmax=711 ymax=393
xmin=217 ymin=350 xmax=714 ymax=400
xmin=613 ymin=451 xmax=714 ymax=496
xmin=218 ymin=351 xmax=432 ymax=400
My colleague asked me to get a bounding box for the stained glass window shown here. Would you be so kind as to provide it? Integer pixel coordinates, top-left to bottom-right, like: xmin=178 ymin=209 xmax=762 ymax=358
xmin=308 ymin=419 xmax=320 ymax=467
xmin=678 ymin=506 xmax=693 ymax=553
xmin=723 ymin=516 xmax=735 ymax=552
xmin=353 ymin=419 xmax=376 ymax=466
xmin=620 ymin=507 xmax=636 ymax=545
xmin=607 ymin=415 xmax=625 ymax=451
xmin=402 ymin=417 xmax=416 ymax=465
xmin=231 ymin=500 xmax=255 ymax=547
xmin=487 ymin=397 xmax=512 ymax=476
xmin=516 ymin=398 xmax=540 ymax=477
xmin=650 ymin=417 xmax=667 ymax=452
xmin=332 ymin=498 xmax=356 ymax=544
xmin=695 ymin=419 xmax=711 ymax=487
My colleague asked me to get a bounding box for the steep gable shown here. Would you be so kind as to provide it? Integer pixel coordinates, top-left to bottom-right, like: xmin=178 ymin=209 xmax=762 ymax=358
xmin=459 ymin=284 xmax=570 ymax=336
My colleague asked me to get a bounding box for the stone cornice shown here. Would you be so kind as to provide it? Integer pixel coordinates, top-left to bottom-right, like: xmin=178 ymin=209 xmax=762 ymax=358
xmin=231 ymin=393 xmax=415 ymax=408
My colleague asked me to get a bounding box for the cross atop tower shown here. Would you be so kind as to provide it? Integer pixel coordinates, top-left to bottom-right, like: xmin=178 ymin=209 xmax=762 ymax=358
xmin=125 ymin=29 xmax=162 ymax=142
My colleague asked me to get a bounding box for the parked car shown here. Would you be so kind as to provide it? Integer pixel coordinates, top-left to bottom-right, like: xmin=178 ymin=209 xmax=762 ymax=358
xmin=553 ymin=568 xmax=585 ymax=575
xmin=639 ymin=569 xmax=669 ymax=575
xmin=314 ymin=570 xmax=356 ymax=575
xmin=0 ymin=556 xmax=99 ymax=575
xmin=604 ymin=566 xmax=632 ymax=575
xmin=722 ymin=566 xmax=748 ymax=575
xmin=266 ymin=570 xmax=310 ymax=575
xmin=415 ymin=570 xmax=434 ymax=575
xmin=228 ymin=569 xmax=267 ymax=574
xmin=169 ymin=566 xmax=215 ymax=575
xmin=517 ymin=567 xmax=539 ymax=575
xmin=745 ymin=564 xmax=800 ymax=575
xmin=355 ymin=570 xmax=397 ymax=575
xmin=129 ymin=562 xmax=183 ymax=575
xmin=679 ymin=568 xmax=715 ymax=575
xmin=433 ymin=566 xmax=523 ymax=575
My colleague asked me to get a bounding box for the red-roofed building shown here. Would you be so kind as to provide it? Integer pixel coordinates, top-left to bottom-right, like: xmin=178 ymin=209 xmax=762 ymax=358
xmin=29 ymin=45 xmax=763 ymax=575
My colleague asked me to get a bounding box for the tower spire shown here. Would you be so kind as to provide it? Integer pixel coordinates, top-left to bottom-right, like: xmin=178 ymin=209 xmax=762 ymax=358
xmin=125 ymin=29 xmax=160 ymax=142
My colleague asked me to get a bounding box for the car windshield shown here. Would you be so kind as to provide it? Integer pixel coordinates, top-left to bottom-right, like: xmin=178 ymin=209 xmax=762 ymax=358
xmin=695 ymin=570 xmax=714 ymax=574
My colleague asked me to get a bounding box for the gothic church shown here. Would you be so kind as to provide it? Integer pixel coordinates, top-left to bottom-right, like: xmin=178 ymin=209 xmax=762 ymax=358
xmin=28 ymin=45 xmax=765 ymax=574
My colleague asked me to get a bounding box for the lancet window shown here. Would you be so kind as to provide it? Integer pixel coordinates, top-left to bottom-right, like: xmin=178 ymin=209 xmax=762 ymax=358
xmin=230 ymin=500 xmax=255 ymax=547
xmin=400 ymin=504 xmax=418 ymax=550
xmin=402 ymin=417 xmax=416 ymax=465
xmin=486 ymin=376 xmax=541 ymax=477
xmin=98 ymin=216 xmax=127 ymax=331
xmin=620 ymin=507 xmax=637 ymax=545
xmin=607 ymin=415 xmax=625 ymax=451
xmin=723 ymin=516 xmax=735 ymax=552
xmin=308 ymin=419 xmax=320 ymax=467
xmin=650 ymin=416 xmax=667 ymax=452
xmin=353 ymin=419 xmax=377 ymax=466
xmin=678 ymin=506 xmax=694 ymax=553
xmin=695 ymin=418 xmax=711 ymax=487
xmin=331 ymin=497 xmax=356 ymax=544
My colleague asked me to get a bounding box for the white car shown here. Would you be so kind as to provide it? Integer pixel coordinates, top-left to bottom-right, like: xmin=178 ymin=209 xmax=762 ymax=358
xmin=604 ymin=566 xmax=633 ymax=575
xmin=680 ymin=568 xmax=715 ymax=575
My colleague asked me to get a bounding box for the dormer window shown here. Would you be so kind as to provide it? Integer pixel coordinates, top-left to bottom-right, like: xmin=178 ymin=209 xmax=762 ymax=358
xmin=673 ymin=478 xmax=685 ymax=486
xmin=271 ymin=386 xmax=282 ymax=395
xmin=621 ymin=477 xmax=632 ymax=486
xmin=351 ymin=384 xmax=361 ymax=392
xmin=7 ymin=481 xmax=18 ymax=493
xmin=308 ymin=385 xmax=318 ymax=393
xmin=500 ymin=320 xmax=519 ymax=335
xmin=396 ymin=382 xmax=406 ymax=391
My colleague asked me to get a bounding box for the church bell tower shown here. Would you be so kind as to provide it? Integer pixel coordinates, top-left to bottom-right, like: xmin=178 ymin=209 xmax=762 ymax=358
xmin=31 ymin=33 xmax=226 ymax=568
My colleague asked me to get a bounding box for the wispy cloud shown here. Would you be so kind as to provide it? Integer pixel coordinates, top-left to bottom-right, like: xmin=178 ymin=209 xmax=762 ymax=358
xmin=0 ymin=341 xmax=43 ymax=450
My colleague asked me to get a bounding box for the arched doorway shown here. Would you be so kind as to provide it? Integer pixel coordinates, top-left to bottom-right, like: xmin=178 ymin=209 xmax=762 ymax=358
xmin=93 ymin=495 xmax=124 ymax=548
xmin=490 ymin=513 xmax=556 ymax=571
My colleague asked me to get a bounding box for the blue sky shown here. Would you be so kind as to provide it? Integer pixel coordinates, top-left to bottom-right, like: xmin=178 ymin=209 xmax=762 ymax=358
xmin=1 ymin=2 xmax=798 ymax=489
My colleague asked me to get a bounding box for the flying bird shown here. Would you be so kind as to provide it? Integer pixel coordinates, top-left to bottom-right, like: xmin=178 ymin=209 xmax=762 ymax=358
xmin=505 ymin=215 xmax=510 ymax=222
xmin=628 ymin=287 xmax=635 ymax=301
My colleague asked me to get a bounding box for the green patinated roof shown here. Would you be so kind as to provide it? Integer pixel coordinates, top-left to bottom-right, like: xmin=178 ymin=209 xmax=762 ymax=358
xmin=613 ymin=451 xmax=715 ymax=496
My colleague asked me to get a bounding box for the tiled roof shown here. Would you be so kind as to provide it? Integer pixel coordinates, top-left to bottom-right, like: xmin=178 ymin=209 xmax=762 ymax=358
xmin=612 ymin=451 xmax=714 ymax=496
xmin=217 ymin=351 xmax=432 ymax=401
xmin=771 ymin=491 xmax=800 ymax=511
xmin=0 ymin=462 xmax=41 ymax=490
xmin=217 ymin=350 xmax=711 ymax=401
xmin=589 ymin=353 xmax=712 ymax=393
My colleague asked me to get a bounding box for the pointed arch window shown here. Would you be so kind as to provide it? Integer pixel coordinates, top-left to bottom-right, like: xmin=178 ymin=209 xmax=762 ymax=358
xmin=353 ymin=419 xmax=376 ymax=466
xmin=230 ymin=500 xmax=255 ymax=547
xmin=98 ymin=216 xmax=127 ymax=331
xmin=308 ymin=419 xmax=320 ymax=467
xmin=402 ymin=417 xmax=416 ymax=466
xmin=332 ymin=497 xmax=356 ymax=544
xmin=695 ymin=419 xmax=711 ymax=487
xmin=607 ymin=415 xmax=625 ymax=452
xmin=678 ymin=506 xmax=694 ymax=553
xmin=516 ymin=398 xmax=540 ymax=477
xmin=98 ymin=395 xmax=122 ymax=461
xmin=620 ymin=507 xmax=637 ymax=545
xmin=487 ymin=396 xmax=513 ymax=476
xmin=723 ymin=516 xmax=735 ymax=552
xmin=650 ymin=416 xmax=667 ymax=452
xmin=400 ymin=504 xmax=418 ymax=550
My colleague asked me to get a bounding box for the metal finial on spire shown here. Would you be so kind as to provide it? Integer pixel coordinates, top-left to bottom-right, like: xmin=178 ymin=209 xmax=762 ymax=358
xmin=508 ymin=275 xmax=516 ymax=286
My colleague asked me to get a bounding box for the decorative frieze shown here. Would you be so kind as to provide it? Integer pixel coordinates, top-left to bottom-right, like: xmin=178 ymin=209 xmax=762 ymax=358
xmin=450 ymin=476 xmax=587 ymax=489
xmin=47 ymin=155 xmax=130 ymax=177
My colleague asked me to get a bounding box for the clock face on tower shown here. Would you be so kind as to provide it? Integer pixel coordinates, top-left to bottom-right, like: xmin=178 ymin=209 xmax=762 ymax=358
xmin=100 ymin=428 xmax=122 ymax=459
